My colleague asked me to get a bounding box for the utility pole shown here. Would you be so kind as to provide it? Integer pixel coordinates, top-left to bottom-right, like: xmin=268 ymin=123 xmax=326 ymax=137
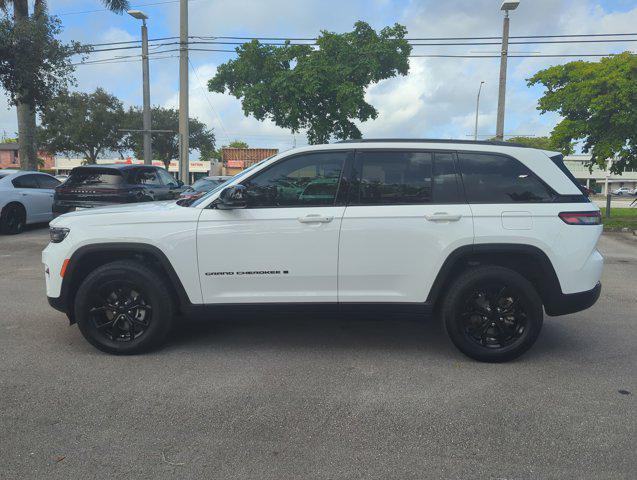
xmin=496 ymin=1 xmax=519 ymax=141
xmin=179 ymin=0 xmax=190 ymax=184
xmin=127 ymin=10 xmax=152 ymax=165
xmin=474 ymin=81 xmax=485 ymax=141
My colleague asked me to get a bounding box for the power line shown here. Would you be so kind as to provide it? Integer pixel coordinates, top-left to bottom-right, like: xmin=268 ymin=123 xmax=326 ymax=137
xmin=57 ymin=0 xmax=193 ymax=16
xmin=187 ymin=57 xmax=232 ymax=143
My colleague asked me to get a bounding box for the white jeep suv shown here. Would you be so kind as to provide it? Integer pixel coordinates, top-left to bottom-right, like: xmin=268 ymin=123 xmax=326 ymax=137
xmin=43 ymin=140 xmax=603 ymax=362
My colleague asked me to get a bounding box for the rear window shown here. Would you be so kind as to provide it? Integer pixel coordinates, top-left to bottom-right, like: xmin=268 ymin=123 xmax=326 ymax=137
xmin=66 ymin=169 xmax=123 ymax=187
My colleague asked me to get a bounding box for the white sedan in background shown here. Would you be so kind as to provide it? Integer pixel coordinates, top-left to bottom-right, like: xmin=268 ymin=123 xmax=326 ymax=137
xmin=0 ymin=170 xmax=61 ymax=234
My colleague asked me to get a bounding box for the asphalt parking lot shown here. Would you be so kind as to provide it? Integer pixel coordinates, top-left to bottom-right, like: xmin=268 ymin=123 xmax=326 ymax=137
xmin=1 ymin=227 xmax=635 ymax=479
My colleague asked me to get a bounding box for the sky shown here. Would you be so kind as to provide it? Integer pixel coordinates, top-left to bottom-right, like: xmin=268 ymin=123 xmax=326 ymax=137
xmin=1 ymin=0 xmax=637 ymax=156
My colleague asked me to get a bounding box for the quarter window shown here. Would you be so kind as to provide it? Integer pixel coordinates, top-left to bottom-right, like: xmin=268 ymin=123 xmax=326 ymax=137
xmin=458 ymin=153 xmax=553 ymax=203
xmin=241 ymin=152 xmax=346 ymax=208
xmin=35 ymin=175 xmax=61 ymax=189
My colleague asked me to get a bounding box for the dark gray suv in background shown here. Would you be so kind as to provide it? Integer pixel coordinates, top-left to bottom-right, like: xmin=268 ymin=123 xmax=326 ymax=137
xmin=53 ymin=164 xmax=184 ymax=214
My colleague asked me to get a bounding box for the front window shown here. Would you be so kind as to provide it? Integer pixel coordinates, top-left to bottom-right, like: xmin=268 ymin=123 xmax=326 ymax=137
xmin=189 ymin=157 xmax=274 ymax=207
xmin=241 ymin=152 xmax=346 ymax=208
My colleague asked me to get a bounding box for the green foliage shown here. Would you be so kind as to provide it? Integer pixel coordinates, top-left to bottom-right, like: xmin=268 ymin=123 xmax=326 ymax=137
xmin=39 ymin=88 xmax=125 ymax=163
xmin=123 ymin=107 xmax=216 ymax=168
xmin=496 ymin=136 xmax=563 ymax=152
xmin=0 ymin=11 xmax=89 ymax=110
xmin=528 ymin=52 xmax=637 ymax=173
xmin=208 ymin=21 xmax=412 ymax=144
xmin=226 ymin=140 xmax=249 ymax=149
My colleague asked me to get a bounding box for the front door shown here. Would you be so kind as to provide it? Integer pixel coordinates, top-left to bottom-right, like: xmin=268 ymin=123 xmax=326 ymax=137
xmin=338 ymin=150 xmax=474 ymax=303
xmin=197 ymin=150 xmax=351 ymax=304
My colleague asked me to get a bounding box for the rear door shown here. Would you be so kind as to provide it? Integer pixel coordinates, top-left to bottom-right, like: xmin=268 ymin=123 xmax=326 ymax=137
xmin=338 ymin=150 xmax=473 ymax=303
xmin=34 ymin=174 xmax=61 ymax=221
xmin=12 ymin=174 xmax=51 ymax=222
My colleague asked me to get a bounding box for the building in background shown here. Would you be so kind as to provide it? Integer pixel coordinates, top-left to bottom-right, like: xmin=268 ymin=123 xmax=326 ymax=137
xmin=563 ymin=155 xmax=637 ymax=194
xmin=221 ymin=147 xmax=279 ymax=176
xmin=0 ymin=142 xmax=55 ymax=171
xmin=54 ymin=157 xmax=211 ymax=183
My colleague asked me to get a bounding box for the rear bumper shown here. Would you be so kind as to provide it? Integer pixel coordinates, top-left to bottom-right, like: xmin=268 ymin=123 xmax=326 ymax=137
xmin=545 ymin=282 xmax=601 ymax=316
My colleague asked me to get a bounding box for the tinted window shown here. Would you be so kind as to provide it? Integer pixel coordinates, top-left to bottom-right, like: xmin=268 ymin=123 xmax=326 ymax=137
xmin=352 ymin=151 xmax=432 ymax=205
xmin=189 ymin=178 xmax=218 ymax=193
xmin=66 ymin=169 xmax=123 ymax=187
xmin=242 ymin=152 xmax=346 ymax=207
xmin=35 ymin=175 xmax=61 ymax=189
xmin=132 ymin=168 xmax=161 ymax=186
xmin=433 ymin=152 xmax=463 ymax=203
xmin=12 ymin=174 xmax=39 ymax=189
xmin=458 ymin=153 xmax=553 ymax=203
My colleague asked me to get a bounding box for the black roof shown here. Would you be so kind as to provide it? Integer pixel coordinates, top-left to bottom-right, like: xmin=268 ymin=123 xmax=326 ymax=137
xmin=335 ymin=138 xmax=532 ymax=148
xmin=71 ymin=163 xmax=159 ymax=171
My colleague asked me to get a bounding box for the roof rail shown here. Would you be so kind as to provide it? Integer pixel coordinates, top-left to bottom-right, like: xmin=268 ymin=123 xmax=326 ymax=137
xmin=334 ymin=138 xmax=531 ymax=148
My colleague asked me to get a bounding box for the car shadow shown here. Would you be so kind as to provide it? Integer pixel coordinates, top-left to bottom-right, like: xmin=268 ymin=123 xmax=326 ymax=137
xmin=167 ymin=309 xmax=452 ymax=356
xmin=162 ymin=309 xmax=587 ymax=362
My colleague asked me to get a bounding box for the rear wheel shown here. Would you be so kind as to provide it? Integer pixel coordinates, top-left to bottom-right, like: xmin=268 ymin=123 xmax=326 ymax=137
xmin=74 ymin=260 xmax=175 ymax=354
xmin=442 ymin=266 xmax=543 ymax=363
xmin=0 ymin=203 xmax=26 ymax=234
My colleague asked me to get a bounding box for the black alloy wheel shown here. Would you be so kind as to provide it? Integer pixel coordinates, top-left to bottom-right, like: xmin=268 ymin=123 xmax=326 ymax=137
xmin=87 ymin=281 xmax=152 ymax=343
xmin=460 ymin=283 xmax=528 ymax=349
xmin=74 ymin=260 xmax=174 ymax=354
xmin=442 ymin=266 xmax=543 ymax=362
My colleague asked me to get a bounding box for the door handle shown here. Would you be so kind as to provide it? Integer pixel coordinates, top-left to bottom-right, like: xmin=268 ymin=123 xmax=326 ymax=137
xmin=425 ymin=213 xmax=462 ymax=222
xmin=297 ymin=214 xmax=334 ymax=224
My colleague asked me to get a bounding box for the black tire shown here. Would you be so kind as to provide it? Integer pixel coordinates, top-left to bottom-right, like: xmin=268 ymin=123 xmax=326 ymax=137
xmin=74 ymin=260 xmax=175 ymax=354
xmin=442 ymin=266 xmax=543 ymax=363
xmin=0 ymin=203 xmax=26 ymax=235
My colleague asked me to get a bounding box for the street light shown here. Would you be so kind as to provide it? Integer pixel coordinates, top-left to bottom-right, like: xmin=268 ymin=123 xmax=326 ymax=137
xmin=495 ymin=0 xmax=520 ymax=140
xmin=127 ymin=9 xmax=152 ymax=165
xmin=474 ymin=81 xmax=485 ymax=141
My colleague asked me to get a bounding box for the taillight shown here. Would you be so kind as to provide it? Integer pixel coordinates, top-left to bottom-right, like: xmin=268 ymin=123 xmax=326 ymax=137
xmin=559 ymin=211 xmax=602 ymax=225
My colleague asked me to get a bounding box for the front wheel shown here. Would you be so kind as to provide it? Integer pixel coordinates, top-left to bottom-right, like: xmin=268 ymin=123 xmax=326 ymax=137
xmin=74 ymin=260 xmax=175 ymax=354
xmin=442 ymin=266 xmax=543 ymax=363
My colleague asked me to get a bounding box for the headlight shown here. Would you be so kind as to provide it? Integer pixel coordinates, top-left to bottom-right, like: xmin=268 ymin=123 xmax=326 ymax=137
xmin=50 ymin=227 xmax=70 ymax=243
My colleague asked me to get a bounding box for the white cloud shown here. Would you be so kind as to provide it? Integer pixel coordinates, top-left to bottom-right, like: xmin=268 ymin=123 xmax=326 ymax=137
xmin=2 ymin=0 xmax=637 ymax=151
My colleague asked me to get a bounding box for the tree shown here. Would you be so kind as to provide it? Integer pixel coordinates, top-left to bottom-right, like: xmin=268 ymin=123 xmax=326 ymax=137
xmin=0 ymin=1 xmax=128 ymax=171
xmin=492 ymin=136 xmax=563 ymax=152
xmin=39 ymin=88 xmax=125 ymax=164
xmin=226 ymin=140 xmax=249 ymax=149
xmin=123 ymin=107 xmax=215 ymax=169
xmin=528 ymin=52 xmax=637 ymax=173
xmin=208 ymin=21 xmax=412 ymax=144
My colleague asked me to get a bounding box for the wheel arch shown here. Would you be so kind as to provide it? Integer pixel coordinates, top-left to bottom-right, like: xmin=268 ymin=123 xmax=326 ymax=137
xmin=59 ymin=243 xmax=192 ymax=323
xmin=427 ymin=243 xmax=563 ymax=315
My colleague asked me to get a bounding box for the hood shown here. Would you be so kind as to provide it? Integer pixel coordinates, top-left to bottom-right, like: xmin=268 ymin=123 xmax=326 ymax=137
xmin=50 ymin=201 xmax=183 ymax=225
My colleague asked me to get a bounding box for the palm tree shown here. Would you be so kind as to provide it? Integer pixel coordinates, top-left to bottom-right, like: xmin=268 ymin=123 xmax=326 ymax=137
xmin=0 ymin=0 xmax=130 ymax=170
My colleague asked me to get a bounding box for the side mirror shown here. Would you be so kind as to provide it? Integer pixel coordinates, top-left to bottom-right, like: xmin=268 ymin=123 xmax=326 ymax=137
xmin=217 ymin=185 xmax=247 ymax=210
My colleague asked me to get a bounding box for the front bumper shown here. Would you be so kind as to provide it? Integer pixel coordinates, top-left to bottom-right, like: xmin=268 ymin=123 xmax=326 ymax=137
xmin=545 ymin=282 xmax=602 ymax=316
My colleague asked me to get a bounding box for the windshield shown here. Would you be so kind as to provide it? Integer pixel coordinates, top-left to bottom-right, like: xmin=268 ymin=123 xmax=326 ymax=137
xmin=187 ymin=178 xmax=219 ymax=193
xmin=188 ymin=157 xmax=274 ymax=207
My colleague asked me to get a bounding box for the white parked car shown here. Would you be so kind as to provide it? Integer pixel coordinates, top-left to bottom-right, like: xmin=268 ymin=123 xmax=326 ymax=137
xmin=0 ymin=170 xmax=61 ymax=234
xmin=612 ymin=187 xmax=632 ymax=195
xmin=43 ymin=140 xmax=603 ymax=362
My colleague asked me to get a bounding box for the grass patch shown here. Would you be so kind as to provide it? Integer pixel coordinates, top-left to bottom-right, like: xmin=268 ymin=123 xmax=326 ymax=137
xmin=600 ymin=207 xmax=637 ymax=230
